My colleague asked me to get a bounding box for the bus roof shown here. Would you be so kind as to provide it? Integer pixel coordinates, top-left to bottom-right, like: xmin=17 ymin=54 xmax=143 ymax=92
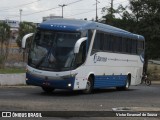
xmin=39 ymin=19 xmax=145 ymax=41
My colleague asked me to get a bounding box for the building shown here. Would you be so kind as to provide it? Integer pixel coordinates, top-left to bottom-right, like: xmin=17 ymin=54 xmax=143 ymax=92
xmin=5 ymin=20 xmax=19 ymax=31
xmin=0 ymin=20 xmax=20 ymax=50
xmin=43 ymin=15 xmax=62 ymax=21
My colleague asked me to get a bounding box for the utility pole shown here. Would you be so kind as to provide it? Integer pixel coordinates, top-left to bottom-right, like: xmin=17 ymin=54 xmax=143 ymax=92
xmin=95 ymin=0 xmax=100 ymax=22
xmin=111 ymin=0 xmax=113 ymax=17
xmin=19 ymin=9 xmax=22 ymax=22
xmin=59 ymin=4 xmax=67 ymax=18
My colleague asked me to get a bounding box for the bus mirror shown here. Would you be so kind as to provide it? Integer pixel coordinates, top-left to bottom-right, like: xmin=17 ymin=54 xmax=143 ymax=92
xmin=74 ymin=37 xmax=87 ymax=53
xmin=22 ymin=33 xmax=34 ymax=49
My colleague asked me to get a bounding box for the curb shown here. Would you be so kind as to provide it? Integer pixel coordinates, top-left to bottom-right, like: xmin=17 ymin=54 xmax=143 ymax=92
xmin=0 ymin=73 xmax=26 ymax=86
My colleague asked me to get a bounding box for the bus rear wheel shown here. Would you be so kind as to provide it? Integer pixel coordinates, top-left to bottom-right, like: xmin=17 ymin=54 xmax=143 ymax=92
xmin=42 ymin=86 xmax=55 ymax=93
xmin=83 ymin=76 xmax=94 ymax=94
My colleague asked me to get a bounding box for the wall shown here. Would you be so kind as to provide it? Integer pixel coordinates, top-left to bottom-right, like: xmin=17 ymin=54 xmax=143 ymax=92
xmin=0 ymin=73 xmax=26 ymax=86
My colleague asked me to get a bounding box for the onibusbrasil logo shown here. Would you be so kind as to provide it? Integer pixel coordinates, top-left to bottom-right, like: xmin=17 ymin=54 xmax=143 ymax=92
xmin=1 ymin=112 xmax=42 ymax=118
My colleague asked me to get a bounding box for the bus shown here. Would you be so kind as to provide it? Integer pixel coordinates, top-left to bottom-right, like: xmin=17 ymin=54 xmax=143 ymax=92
xmin=22 ymin=19 xmax=145 ymax=93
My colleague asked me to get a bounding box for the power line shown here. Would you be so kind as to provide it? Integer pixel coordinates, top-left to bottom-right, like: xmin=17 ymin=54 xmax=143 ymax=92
xmin=66 ymin=0 xmax=85 ymax=6
xmin=66 ymin=7 xmax=104 ymax=18
xmin=6 ymin=0 xmax=128 ymax=21
xmin=66 ymin=0 xmax=128 ymax=18
xmin=0 ymin=0 xmax=41 ymax=11
xmin=23 ymin=0 xmax=85 ymax=16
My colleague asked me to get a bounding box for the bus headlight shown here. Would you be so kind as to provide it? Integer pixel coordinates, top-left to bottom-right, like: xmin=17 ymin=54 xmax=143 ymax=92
xmin=68 ymin=83 xmax=71 ymax=87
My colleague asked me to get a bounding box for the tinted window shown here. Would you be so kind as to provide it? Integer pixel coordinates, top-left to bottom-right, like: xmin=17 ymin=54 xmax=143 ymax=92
xmin=93 ymin=32 xmax=104 ymax=51
xmin=122 ymin=38 xmax=127 ymax=53
xmin=132 ymin=39 xmax=137 ymax=54
xmin=92 ymin=30 xmax=144 ymax=55
xmin=137 ymin=41 xmax=144 ymax=54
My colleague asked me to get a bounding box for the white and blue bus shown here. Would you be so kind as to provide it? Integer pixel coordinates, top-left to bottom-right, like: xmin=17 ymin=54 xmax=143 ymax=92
xmin=22 ymin=19 xmax=145 ymax=93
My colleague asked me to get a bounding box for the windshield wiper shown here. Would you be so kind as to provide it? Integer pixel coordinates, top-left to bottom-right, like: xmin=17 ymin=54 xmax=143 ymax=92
xmin=35 ymin=45 xmax=56 ymax=69
xmin=35 ymin=53 xmax=48 ymax=69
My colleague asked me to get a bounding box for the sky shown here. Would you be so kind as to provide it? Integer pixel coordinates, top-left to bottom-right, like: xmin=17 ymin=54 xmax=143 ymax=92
xmin=0 ymin=0 xmax=129 ymax=23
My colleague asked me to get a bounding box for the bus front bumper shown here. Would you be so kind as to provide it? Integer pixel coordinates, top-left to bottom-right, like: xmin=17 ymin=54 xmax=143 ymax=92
xmin=26 ymin=73 xmax=75 ymax=90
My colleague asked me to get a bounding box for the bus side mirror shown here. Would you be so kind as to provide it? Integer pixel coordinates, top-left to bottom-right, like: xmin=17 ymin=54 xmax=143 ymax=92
xmin=22 ymin=33 xmax=34 ymax=49
xmin=74 ymin=37 xmax=87 ymax=53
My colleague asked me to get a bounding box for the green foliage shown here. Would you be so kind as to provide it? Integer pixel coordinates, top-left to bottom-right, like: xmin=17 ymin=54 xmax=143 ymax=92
xmin=101 ymin=5 xmax=118 ymax=25
xmin=101 ymin=0 xmax=160 ymax=59
xmin=16 ymin=22 xmax=36 ymax=48
xmin=0 ymin=68 xmax=25 ymax=74
xmin=130 ymin=0 xmax=160 ymax=59
xmin=0 ymin=22 xmax=11 ymax=68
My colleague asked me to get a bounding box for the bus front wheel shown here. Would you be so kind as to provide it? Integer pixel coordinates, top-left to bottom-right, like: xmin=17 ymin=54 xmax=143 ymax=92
xmin=83 ymin=76 xmax=94 ymax=94
xmin=42 ymin=86 xmax=55 ymax=93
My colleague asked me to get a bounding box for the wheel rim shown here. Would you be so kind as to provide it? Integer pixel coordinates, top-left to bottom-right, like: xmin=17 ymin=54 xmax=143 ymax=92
xmin=86 ymin=80 xmax=91 ymax=92
xmin=126 ymin=80 xmax=129 ymax=88
xmin=146 ymin=80 xmax=151 ymax=86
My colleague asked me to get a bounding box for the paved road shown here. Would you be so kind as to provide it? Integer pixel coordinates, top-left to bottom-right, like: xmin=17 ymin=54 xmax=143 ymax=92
xmin=0 ymin=84 xmax=160 ymax=120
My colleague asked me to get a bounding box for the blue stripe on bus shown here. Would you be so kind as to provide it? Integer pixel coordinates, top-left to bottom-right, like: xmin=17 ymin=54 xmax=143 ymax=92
xmin=94 ymin=75 xmax=127 ymax=88
xmin=26 ymin=73 xmax=75 ymax=90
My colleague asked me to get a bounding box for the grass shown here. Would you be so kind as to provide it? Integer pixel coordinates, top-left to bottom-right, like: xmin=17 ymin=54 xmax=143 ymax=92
xmin=148 ymin=63 xmax=160 ymax=81
xmin=0 ymin=68 xmax=26 ymax=74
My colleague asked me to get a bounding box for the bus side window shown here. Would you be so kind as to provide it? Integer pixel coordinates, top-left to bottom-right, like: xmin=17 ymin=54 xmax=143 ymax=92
xmin=137 ymin=41 xmax=144 ymax=54
xmin=75 ymin=41 xmax=86 ymax=67
xmin=132 ymin=39 xmax=137 ymax=54
xmin=122 ymin=38 xmax=127 ymax=53
xmin=103 ymin=34 xmax=108 ymax=51
xmin=93 ymin=32 xmax=100 ymax=50
xmin=118 ymin=37 xmax=122 ymax=52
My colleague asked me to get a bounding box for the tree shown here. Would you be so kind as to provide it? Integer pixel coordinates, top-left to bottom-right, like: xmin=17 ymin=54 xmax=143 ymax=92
xmin=16 ymin=22 xmax=36 ymax=48
xmin=101 ymin=0 xmax=160 ymax=72
xmin=100 ymin=3 xmax=135 ymax=32
xmin=16 ymin=22 xmax=36 ymax=61
xmin=101 ymin=5 xmax=118 ymax=25
xmin=0 ymin=22 xmax=11 ymax=68
xmin=128 ymin=0 xmax=160 ymax=72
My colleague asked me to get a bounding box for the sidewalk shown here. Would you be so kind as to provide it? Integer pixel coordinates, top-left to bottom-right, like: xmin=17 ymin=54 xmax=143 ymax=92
xmin=151 ymin=81 xmax=160 ymax=85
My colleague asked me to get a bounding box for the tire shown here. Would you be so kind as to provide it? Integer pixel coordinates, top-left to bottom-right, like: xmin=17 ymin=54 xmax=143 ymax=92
xmin=42 ymin=86 xmax=54 ymax=93
xmin=116 ymin=76 xmax=130 ymax=90
xmin=83 ymin=76 xmax=94 ymax=94
xmin=145 ymin=80 xmax=151 ymax=86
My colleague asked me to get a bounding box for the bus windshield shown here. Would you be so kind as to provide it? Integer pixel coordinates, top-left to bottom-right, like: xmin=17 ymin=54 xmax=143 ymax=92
xmin=28 ymin=30 xmax=81 ymax=71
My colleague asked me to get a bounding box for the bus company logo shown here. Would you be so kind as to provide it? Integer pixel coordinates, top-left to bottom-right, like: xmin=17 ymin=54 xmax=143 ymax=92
xmin=93 ymin=54 xmax=107 ymax=63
